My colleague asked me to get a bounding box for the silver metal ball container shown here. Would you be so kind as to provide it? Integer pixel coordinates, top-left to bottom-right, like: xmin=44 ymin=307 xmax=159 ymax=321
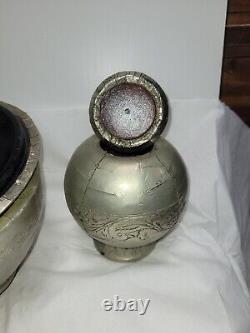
xmin=0 ymin=102 xmax=43 ymax=294
xmin=65 ymin=72 xmax=188 ymax=262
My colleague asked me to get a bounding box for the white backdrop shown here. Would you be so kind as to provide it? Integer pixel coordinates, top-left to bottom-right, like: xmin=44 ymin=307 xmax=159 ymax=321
xmin=1 ymin=102 xmax=250 ymax=333
xmin=0 ymin=0 xmax=227 ymax=110
xmin=1 ymin=2 xmax=250 ymax=332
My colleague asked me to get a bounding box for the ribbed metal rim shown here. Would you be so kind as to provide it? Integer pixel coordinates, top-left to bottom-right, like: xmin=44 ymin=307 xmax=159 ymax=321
xmin=89 ymin=71 xmax=168 ymax=150
xmin=0 ymin=102 xmax=40 ymax=216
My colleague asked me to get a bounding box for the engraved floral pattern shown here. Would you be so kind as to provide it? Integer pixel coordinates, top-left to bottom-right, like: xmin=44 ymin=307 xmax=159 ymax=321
xmin=76 ymin=196 xmax=185 ymax=242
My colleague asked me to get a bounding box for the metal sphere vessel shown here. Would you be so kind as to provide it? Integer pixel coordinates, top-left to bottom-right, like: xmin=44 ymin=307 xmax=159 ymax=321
xmin=64 ymin=72 xmax=188 ymax=261
xmin=0 ymin=102 xmax=43 ymax=294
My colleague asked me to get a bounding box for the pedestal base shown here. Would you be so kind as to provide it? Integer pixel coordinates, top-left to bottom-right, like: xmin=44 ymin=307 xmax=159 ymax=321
xmin=94 ymin=240 xmax=156 ymax=262
xmin=0 ymin=271 xmax=17 ymax=295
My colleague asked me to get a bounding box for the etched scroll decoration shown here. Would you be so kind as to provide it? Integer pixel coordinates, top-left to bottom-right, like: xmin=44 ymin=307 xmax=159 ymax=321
xmin=76 ymin=196 xmax=185 ymax=242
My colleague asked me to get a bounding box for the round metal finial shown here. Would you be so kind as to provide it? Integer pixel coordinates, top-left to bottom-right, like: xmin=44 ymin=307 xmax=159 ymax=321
xmin=89 ymin=71 xmax=168 ymax=150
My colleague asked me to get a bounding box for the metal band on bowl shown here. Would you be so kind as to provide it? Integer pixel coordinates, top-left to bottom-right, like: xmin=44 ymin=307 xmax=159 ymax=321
xmin=0 ymin=102 xmax=40 ymax=216
xmin=89 ymin=71 xmax=168 ymax=150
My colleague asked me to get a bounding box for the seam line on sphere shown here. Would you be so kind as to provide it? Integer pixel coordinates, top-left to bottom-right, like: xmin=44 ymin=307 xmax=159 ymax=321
xmin=77 ymin=152 xmax=108 ymax=211
xmin=154 ymin=152 xmax=173 ymax=179
xmin=146 ymin=178 xmax=170 ymax=193
xmin=155 ymin=152 xmax=180 ymax=206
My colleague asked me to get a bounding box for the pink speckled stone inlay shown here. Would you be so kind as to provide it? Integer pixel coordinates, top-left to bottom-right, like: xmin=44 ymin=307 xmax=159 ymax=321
xmin=100 ymin=83 xmax=156 ymax=140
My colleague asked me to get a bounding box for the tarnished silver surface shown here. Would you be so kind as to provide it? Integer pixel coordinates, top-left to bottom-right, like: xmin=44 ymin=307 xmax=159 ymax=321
xmin=0 ymin=104 xmax=43 ymax=294
xmin=64 ymin=135 xmax=188 ymax=261
xmin=0 ymin=168 xmax=43 ymax=294
xmin=94 ymin=240 xmax=156 ymax=262
xmin=0 ymin=102 xmax=40 ymax=216
xmin=65 ymin=72 xmax=187 ymax=261
xmin=89 ymin=71 xmax=168 ymax=150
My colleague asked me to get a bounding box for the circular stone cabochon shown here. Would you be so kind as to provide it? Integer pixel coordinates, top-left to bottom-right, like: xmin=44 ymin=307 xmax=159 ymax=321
xmin=89 ymin=72 xmax=168 ymax=150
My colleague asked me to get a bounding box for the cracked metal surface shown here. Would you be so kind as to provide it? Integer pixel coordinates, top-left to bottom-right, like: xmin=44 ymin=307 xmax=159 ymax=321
xmin=64 ymin=135 xmax=188 ymax=251
xmin=89 ymin=71 xmax=168 ymax=150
